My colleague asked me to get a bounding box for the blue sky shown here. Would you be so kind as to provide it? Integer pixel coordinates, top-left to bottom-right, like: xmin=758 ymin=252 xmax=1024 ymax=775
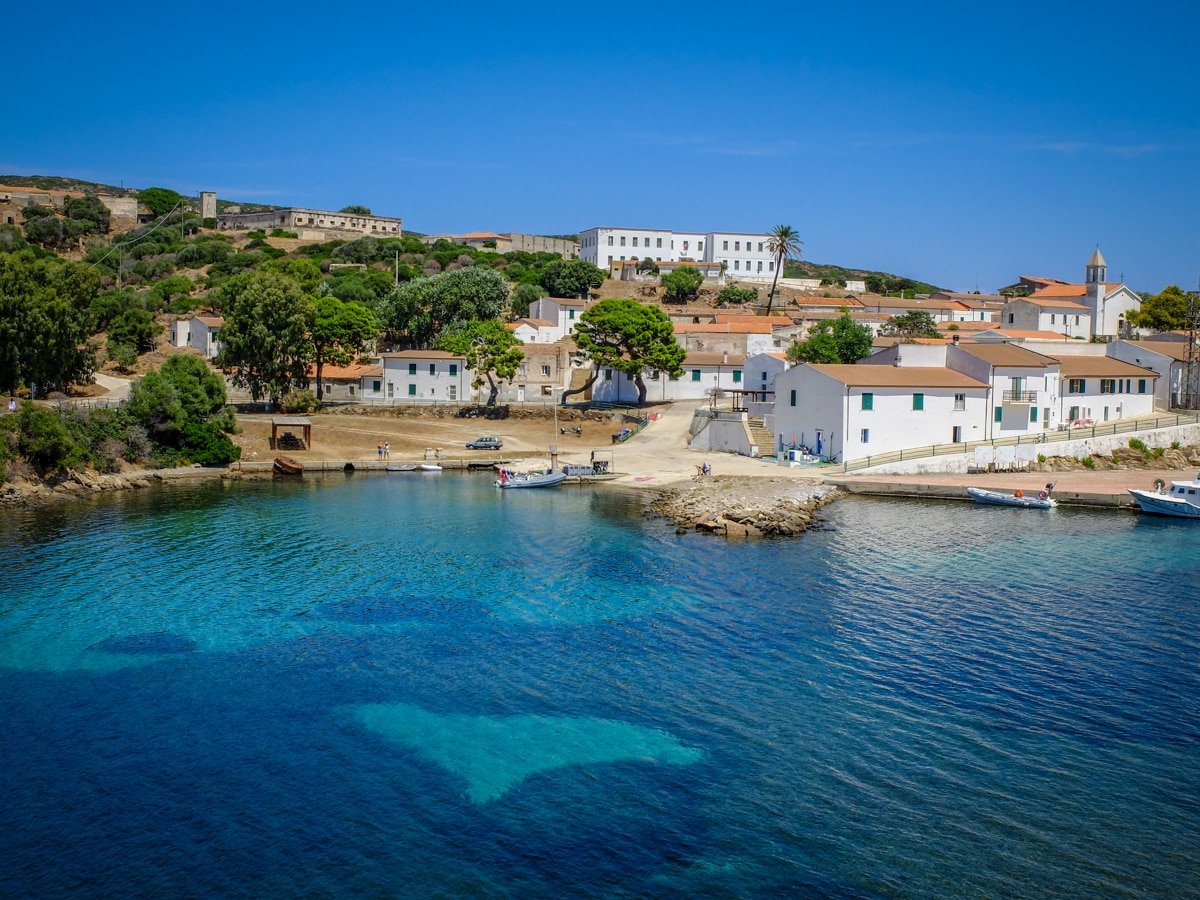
xmin=6 ymin=2 xmax=1198 ymax=293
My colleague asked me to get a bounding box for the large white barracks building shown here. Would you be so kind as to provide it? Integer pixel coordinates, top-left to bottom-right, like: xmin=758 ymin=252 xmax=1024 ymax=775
xmin=578 ymin=226 xmax=776 ymax=281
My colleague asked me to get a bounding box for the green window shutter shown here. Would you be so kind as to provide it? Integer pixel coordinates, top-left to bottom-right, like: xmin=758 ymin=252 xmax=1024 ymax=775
xmin=789 ymin=389 xmax=796 ymax=407
xmin=407 ymin=384 xmax=416 ymax=396
xmin=450 ymin=364 xmax=458 ymax=376
xmin=408 ymin=363 xmax=416 ymax=375
xmin=1138 ymin=379 xmax=1147 ymax=394
xmin=732 ymin=370 xmax=742 ymax=383
xmin=913 ymin=393 xmax=924 ymax=410
xmin=1030 ymin=406 xmax=1038 ymax=423
xmin=692 ymin=370 xmax=701 ymax=382
xmin=861 ymin=392 xmax=873 ymax=410
xmin=429 ymin=364 xmax=436 ymax=376
xmin=994 ymin=406 xmax=1002 ymax=423
xmin=372 ymin=380 xmax=381 ymax=392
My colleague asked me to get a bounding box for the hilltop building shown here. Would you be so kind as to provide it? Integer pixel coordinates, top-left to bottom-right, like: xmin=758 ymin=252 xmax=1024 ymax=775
xmin=578 ymin=226 xmax=777 ymax=282
xmin=216 ymin=200 xmax=402 ymax=240
xmin=0 ymin=184 xmax=139 ymax=228
xmin=422 ymin=232 xmax=578 ymax=258
xmin=999 ymin=248 xmax=1140 ymax=339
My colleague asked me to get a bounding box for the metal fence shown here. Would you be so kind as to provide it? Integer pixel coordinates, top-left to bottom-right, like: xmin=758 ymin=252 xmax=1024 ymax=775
xmin=841 ymin=412 xmax=1200 ymax=473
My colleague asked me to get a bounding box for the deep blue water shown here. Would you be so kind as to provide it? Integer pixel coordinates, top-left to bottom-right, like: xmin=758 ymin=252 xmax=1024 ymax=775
xmin=1 ymin=473 xmax=1198 ymax=897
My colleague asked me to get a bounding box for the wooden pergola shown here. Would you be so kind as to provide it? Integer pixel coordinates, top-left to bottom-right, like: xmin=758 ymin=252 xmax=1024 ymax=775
xmin=271 ymin=416 xmax=312 ymax=450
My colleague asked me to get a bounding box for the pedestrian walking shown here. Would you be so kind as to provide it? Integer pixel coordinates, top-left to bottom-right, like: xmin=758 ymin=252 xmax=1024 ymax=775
xmin=384 ymin=441 xmax=390 ymax=459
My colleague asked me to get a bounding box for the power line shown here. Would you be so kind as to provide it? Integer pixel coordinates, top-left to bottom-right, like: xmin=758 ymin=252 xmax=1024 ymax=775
xmin=87 ymin=198 xmax=190 ymax=272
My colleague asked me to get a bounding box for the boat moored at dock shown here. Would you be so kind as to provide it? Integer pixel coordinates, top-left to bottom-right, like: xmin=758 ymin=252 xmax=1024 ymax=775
xmin=966 ymin=483 xmax=1057 ymax=509
xmin=1128 ymin=474 xmax=1200 ymax=518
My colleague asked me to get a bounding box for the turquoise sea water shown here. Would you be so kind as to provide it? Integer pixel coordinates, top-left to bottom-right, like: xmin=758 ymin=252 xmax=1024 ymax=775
xmin=1 ymin=473 xmax=1198 ymax=897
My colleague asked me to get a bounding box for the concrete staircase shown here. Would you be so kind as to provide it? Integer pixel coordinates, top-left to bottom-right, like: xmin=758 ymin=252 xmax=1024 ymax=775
xmin=747 ymin=417 xmax=775 ymax=457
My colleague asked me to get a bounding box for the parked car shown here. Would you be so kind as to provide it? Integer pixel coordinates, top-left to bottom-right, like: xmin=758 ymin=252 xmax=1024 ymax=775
xmin=466 ymin=436 xmax=503 ymax=450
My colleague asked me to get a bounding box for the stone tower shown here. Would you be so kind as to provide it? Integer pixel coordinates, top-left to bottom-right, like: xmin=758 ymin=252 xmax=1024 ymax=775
xmin=199 ymin=191 xmax=217 ymax=221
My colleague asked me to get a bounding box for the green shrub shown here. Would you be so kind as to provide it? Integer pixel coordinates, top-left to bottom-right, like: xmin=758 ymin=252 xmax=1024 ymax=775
xmin=281 ymin=388 xmax=319 ymax=413
xmin=14 ymin=403 xmax=82 ymax=474
xmin=108 ymin=342 xmax=139 ymax=372
xmin=1152 ymin=447 xmax=1165 ymax=459
xmin=1081 ymin=456 xmax=1095 ymax=469
xmin=180 ymin=422 xmax=241 ymax=466
xmin=246 ymin=230 xmax=266 ymax=240
xmin=1037 ymin=454 xmax=1046 ymax=463
xmin=716 ymin=284 xmax=758 ymax=306
xmin=269 ymin=228 xmax=298 ymax=239
xmin=1171 ymin=440 xmax=1181 ymax=449
xmin=201 ymin=217 xmax=218 ymax=230
xmin=1128 ymin=437 xmax=1148 ymax=453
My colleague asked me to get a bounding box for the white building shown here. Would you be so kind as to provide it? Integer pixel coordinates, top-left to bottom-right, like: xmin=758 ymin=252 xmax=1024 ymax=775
xmin=948 ymin=342 xmax=1062 ymax=436
xmin=507 ymin=319 xmax=558 ymax=344
xmin=1108 ymin=339 xmax=1193 ymax=410
xmin=579 ymin=226 xmax=778 ymax=282
xmin=170 ymin=315 xmax=222 ymax=359
xmin=591 ymin=352 xmax=746 ymax=404
xmin=528 ymin=297 xmax=588 ymax=340
xmin=1021 ymin=248 xmax=1141 ymax=338
xmin=368 ymin=351 xmax=471 ymax=403
xmin=999 ymin=297 xmax=1092 ymax=338
xmin=1056 ymin=356 xmax=1159 ymax=424
xmin=742 ymin=352 xmax=790 ymax=395
xmin=772 ymin=364 xmax=990 ymax=463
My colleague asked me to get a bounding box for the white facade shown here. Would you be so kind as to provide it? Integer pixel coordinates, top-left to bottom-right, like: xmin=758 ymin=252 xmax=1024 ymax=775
xmin=743 ymin=352 xmax=789 ymax=394
xmin=772 ymin=365 xmax=990 ymax=463
xmin=591 ymin=353 xmax=746 ymax=404
xmin=1107 ymin=340 xmax=1189 ymax=410
xmin=528 ymin=297 xmax=587 ymax=339
xmin=579 ymin=226 xmax=778 ymax=282
xmin=946 ymin=344 xmax=1062 ymax=436
xmin=170 ymin=315 xmax=222 ymax=359
xmin=1000 ymin=298 xmax=1092 ymax=338
xmin=1057 ymin=357 xmax=1159 ymax=423
xmin=369 ymin=351 xmax=472 ymax=403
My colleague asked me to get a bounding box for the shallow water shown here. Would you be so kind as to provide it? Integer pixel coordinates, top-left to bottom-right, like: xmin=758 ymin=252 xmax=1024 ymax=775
xmin=1 ymin=474 xmax=1197 ymax=896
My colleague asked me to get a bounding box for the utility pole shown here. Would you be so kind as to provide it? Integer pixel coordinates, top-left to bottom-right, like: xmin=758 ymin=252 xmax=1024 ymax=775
xmin=1183 ymin=281 xmax=1200 ymax=410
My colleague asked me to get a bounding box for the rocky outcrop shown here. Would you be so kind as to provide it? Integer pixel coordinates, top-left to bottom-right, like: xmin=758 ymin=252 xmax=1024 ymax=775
xmin=1035 ymin=444 xmax=1200 ymax=472
xmin=648 ymin=476 xmax=840 ymax=538
xmin=0 ymin=466 xmax=242 ymax=508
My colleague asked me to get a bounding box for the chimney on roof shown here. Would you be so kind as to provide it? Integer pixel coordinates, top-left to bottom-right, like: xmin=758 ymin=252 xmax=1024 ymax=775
xmin=722 ymin=351 xmax=728 ymax=365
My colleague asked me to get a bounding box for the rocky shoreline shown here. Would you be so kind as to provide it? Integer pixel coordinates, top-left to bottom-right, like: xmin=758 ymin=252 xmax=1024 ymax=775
xmin=0 ymin=466 xmax=246 ymax=508
xmin=648 ymin=476 xmax=840 ymax=538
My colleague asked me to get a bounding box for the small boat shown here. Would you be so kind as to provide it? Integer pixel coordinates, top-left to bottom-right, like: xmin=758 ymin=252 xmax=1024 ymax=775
xmin=273 ymin=456 xmax=304 ymax=476
xmin=387 ymin=463 xmax=417 ymax=472
xmin=1128 ymin=473 xmax=1200 ymax=519
xmin=418 ymin=463 xmax=443 ymax=472
xmin=966 ymin=483 xmax=1057 ymax=509
xmin=495 ymin=468 xmax=568 ymax=489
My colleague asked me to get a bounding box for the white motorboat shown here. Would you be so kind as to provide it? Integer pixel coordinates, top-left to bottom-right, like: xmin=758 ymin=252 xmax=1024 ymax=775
xmin=495 ymin=468 xmax=567 ymax=489
xmin=966 ymin=483 xmax=1057 ymax=509
xmin=387 ymin=463 xmax=417 ymax=472
xmin=1128 ymin=473 xmax=1200 ymax=519
xmin=418 ymin=463 xmax=443 ymax=472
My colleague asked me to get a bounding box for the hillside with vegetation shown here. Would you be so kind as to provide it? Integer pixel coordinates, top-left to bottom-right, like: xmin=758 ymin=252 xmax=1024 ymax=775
xmin=783 ymin=259 xmax=942 ymax=296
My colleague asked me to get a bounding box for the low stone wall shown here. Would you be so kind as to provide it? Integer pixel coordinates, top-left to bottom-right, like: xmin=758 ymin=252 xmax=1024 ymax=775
xmin=853 ymin=423 xmax=1200 ymax=475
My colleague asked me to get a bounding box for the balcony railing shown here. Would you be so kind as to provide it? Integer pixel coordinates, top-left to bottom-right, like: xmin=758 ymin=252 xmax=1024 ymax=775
xmin=1002 ymin=390 xmax=1037 ymax=403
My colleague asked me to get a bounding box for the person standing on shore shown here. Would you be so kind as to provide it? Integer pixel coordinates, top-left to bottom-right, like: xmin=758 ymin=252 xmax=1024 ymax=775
xmin=6 ymin=397 xmax=14 ymax=414
xmin=377 ymin=442 xmax=383 ymax=460
xmin=384 ymin=441 xmax=390 ymax=459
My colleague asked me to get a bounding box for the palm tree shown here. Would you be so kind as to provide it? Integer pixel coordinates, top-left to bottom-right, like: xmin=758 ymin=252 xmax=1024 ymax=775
xmin=765 ymin=225 xmax=803 ymax=316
